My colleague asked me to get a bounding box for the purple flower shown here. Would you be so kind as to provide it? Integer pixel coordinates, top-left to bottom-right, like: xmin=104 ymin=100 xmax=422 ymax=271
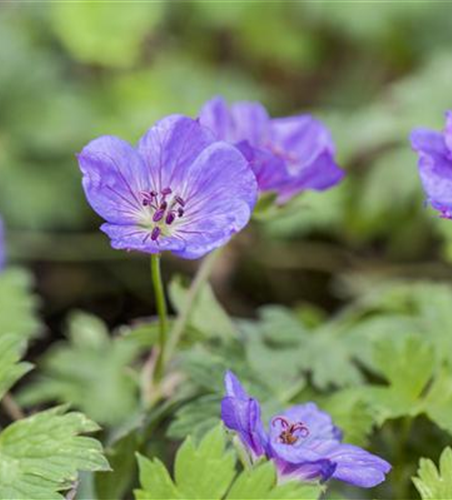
xmin=77 ymin=115 xmax=258 ymax=259
xmin=221 ymin=371 xmax=391 ymax=488
xmin=199 ymin=97 xmax=345 ymax=203
xmin=410 ymin=111 xmax=452 ymax=218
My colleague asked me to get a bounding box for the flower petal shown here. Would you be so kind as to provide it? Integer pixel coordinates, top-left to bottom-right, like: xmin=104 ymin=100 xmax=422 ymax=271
xmin=199 ymin=97 xmax=270 ymax=146
xmin=170 ymin=142 xmax=257 ymax=259
xmin=410 ymin=128 xmax=448 ymax=157
xmin=221 ymin=371 xmax=268 ymax=458
xmin=224 ymin=370 xmax=249 ymax=399
xmin=274 ymin=457 xmax=336 ymax=483
xmin=276 ymin=151 xmax=345 ymax=203
xmin=137 ymin=115 xmax=214 ymax=192
xmin=77 ymin=136 xmax=149 ymax=224
xmin=327 ymin=443 xmax=391 ymax=488
xmin=101 ymin=223 xmax=186 ymax=255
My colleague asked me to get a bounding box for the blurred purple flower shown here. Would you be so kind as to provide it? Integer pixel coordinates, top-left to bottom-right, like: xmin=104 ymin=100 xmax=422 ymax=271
xmin=77 ymin=115 xmax=257 ymax=259
xmin=221 ymin=371 xmax=391 ymax=488
xmin=410 ymin=112 xmax=452 ymax=218
xmin=199 ymin=97 xmax=345 ymax=203
xmin=0 ymin=217 xmax=4 ymax=270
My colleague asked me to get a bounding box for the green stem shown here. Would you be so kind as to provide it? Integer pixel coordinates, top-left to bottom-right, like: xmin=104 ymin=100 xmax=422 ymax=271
xmin=164 ymin=248 xmax=220 ymax=367
xmin=151 ymin=254 xmax=168 ymax=383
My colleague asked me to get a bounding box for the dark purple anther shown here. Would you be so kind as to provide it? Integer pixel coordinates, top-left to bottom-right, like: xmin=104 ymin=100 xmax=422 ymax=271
xmin=161 ymin=187 xmax=172 ymax=196
xmin=160 ymin=201 xmax=168 ymax=211
xmin=142 ymin=199 xmax=149 ymax=206
xmin=150 ymin=190 xmax=158 ymax=197
xmin=175 ymin=196 xmax=186 ymax=207
xmin=177 ymin=207 xmax=184 ymax=218
xmin=151 ymin=227 xmax=161 ymax=241
xmin=166 ymin=211 xmax=176 ymax=225
xmin=153 ymin=209 xmax=165 ymax=222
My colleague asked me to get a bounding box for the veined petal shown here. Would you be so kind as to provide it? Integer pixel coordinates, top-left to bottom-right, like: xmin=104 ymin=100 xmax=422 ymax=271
xmin=270 ymin=115 xmax=335 ymax=167
xmin=276 ymin=151 xmax=345 ymax=204
xmin=77 ymin=136 xmax=148 ymax=224
xmin=101 ymin=223 xmax=186 ymax=255
xmin=274 ymin=458 xmax=336 ymax=483
xmin=221 ymin=372 xmax=268 ymax=458
xmin=170 ymin=142 xmax=257 ymax=259
xmin=225 ymin=370 xmax=249 ymax=399
xmin=199 ymin=96 xmax=270 ymax=146
xmin=137 ymin=115 xmax=214 ymax=192
xmin=327 ymin=443 xmax=391 ymax=488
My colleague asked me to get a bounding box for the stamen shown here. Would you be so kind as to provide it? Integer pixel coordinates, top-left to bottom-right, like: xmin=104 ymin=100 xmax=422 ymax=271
xmin=177 ymin=207 xmax=184 ymax=218
xmin=160 ymin=201 xmax=168 ymax=211
xmin=153 ymin=209 xmax=165 ymax=222
xmin=151 ymin=227 xmax=161 ymax=241
xmin=161 ymin=187 xmax=172 ymax=196
xmin=166 ymin=211 xmax=176 ymax=225
xmin=175 ymin=196 xmax=186 ymax=207
xmin=272 ymin=416 xmax=290 ymax=429
xmin=291 ymin=423 xmax=310 ymax=438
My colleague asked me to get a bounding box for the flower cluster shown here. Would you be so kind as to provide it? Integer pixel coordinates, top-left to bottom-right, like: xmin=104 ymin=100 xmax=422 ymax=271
xmin=77 ymin=100 xmax=345 ymax=258
xmin=221 ymin=371 xmax=391 ymax=488
xmin=411 ymin=111 xmax=452 ymax=218
xmin=199 ymin=96 xmax=345 ymax=203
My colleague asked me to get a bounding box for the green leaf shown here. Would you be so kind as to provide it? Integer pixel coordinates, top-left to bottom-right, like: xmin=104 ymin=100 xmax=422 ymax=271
xmin=17 ymin=312 xmax=141 ymax=426
xmin=169 ymin=276 xmax=236 ymax=340
xmin=363 ymin=335 xmax=436 ymax=422
xmin=0 ymin=406 xmax=110 ymax=500
xmin=167 ymin=394 xmax=221 ymax=441
xmin=135 ymin=454 xmax=182 ymax=500
xmin=320 ymin=390 xmax=374 ymax=446
xmin=413 ymin=447 xmax=452 ymax=499
xmin=0 ymin=333 xmax=32 ymax=401
xmin=174 ymin=426 xmax=235 ymax=499
xmin=0 ymin=268 xmax=40 ymax=342
xmin=136 ymin=426 xmax=321 ymax=500
xmin=421 ymin=366 xmax=452 ymax=435
xmin=226 ymin=461 xmax=320 ymax=499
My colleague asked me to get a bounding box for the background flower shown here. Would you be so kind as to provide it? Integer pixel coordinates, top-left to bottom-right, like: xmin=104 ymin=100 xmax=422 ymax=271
xmin=410 ymin=111 xmax=452 ymax=218
xmin=221 ymin=371 xmax=391 ymax=489
xmin=77 ymin=115 xmax=258 ymax=259
xmin=199 ymin=96 xmax=344 ymax=203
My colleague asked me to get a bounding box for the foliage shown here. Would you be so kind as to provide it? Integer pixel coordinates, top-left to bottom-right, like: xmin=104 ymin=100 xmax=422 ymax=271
xmin=135 ymin=426 xmax=321 ymax=500
xmin=0 ymin=407 xmax=110 ymax=500
xmin=413 ymin=447 xmax=452 ymax=500
xmin=17 ymin=312 xmax=142 ymax=426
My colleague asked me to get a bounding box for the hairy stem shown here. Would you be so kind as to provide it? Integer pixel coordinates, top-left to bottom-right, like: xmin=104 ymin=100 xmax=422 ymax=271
xmin=151 ymin=254 xmax=168 ymax=383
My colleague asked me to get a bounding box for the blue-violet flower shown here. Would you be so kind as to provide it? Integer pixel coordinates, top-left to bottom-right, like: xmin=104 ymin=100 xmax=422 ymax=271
xmin=199 ymin=97 xmax=344 ymax=203
xmin=221 ymin=371 xmax=391 ymax=488
xmin=77 ymin=115 xmax=258 ymax=259
xmin=410 ymin=111 xmax=452 ymax=218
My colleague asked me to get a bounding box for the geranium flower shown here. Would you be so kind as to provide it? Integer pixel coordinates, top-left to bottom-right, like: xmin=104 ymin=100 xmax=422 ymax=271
xmin=199 ymin=97 xmax=344 ymax=203
xmin=77 ymin=115 xmax=258 ymax=259
xmin=410 ymin=112 xmax=452 ymax=218
xmin=221 ymin=371 xmax=391 ymax=488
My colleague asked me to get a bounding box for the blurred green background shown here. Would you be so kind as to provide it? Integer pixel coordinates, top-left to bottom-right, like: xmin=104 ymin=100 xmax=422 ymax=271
xmin=1 ymin=1 xmax=452 ymax=344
